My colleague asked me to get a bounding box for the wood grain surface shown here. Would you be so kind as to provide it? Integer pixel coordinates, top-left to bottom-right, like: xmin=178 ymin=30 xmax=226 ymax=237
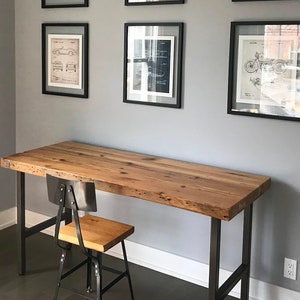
xmin=59 ymin=215 xmax=134 ymax=252
xmin=1 ymin=141 xmax=271 ymax=221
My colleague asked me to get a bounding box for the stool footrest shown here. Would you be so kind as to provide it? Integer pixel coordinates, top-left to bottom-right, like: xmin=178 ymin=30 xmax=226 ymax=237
xmin=61 ymin=258 xmax=89 ymax=280
xmin=102 ymin=270 xmax=129 ymax=295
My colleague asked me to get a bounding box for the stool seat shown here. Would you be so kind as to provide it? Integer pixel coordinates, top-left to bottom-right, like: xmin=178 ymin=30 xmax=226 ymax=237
xmin=59 ymin=215 xmax=134 ymax=253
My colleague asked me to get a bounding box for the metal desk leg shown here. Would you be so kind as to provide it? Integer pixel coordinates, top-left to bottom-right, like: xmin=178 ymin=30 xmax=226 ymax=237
xmin=17 ymin=172 xmax=26 ymax=275
xmin=241 ymin=204 xmax=253 ymax=300
xmin=16 ymin=172 xmax=74 ymax=275
xmin=209 ymin=217 xmax=221 ymax=300
xmin=208 ymin=205 xmax=253 ymax=300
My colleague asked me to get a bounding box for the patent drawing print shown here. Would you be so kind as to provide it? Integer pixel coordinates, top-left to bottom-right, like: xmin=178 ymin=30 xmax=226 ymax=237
xmin=129 ymin=36 xmax=174 ymax=97
xmin=236 ymin=35 xmax=300 ymax=116
xmin=124 ymin=22 xmax=183 ymax=108
xmin=48 ymin=34 xmax=82 ymax=89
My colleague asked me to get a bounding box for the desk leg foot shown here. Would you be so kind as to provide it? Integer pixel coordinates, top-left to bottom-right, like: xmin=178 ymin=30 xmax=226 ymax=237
xmin=17 ymin=172 xmax=26 ymax=275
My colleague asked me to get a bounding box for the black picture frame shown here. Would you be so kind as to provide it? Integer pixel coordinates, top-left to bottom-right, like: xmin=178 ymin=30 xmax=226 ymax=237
xmin=42 ymin=23 xmax=89 ymax=98
xmin=125 ymin=0 xmax=184 ymax=6
xmin=123 ymin=22 xmax=184 ymax=108
xmin=42 ymin=0 xmax=88 ymax=8
xmin=228 ymin=21 xmax=300 ymax=122
xmin=232 ymin=0 xmax=273 ymax=1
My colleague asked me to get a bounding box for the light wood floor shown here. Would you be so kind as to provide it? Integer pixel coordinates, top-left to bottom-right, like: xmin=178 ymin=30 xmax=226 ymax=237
xmin=0 ymin=226 xmax=236 ymax=300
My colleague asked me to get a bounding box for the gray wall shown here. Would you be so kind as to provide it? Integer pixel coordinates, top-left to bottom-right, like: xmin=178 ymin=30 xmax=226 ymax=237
xmin=0 ymin=0 xmax=15 ymax=211
xmin=14 ymin=0 xmax=300 ymax=292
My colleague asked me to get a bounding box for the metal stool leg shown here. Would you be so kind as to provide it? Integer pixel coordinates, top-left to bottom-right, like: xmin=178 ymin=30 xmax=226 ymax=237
xmin=54 ymin=249 xmax=67 ymax=300
xmin=121 ymin=241 xmax=134 ymax=300
xmin=94 ymin=253 xmax=103 ymax=300
xmin=87 ymin=249 xmax=93 ymax=293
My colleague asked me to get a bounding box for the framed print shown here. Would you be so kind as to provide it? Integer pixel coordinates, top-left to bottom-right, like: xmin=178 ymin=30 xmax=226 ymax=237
xmin=42 ymin=23 xmax=88 ymax=98
xmin=232 ymin=0 xmax=276 ymax=2
xmin=42 ymin=0 xmax=88 ymax=8
xmin=228 ymin=21 xmax=300 ymax=121
xmin=125 ymin=0 xmax=184 ymax=5
xmin=124 ymin=22 xmax=184 ymax=108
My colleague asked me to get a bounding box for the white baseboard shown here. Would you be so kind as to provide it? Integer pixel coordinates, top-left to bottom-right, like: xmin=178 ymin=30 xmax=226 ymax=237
xmin=0 ymin=207 xmax=16 ymax=230
xmin=0 ymin=208 xmax=299 ymax=300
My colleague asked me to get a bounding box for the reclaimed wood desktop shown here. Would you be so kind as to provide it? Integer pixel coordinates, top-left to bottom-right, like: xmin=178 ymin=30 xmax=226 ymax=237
xmin=1 ymin=141 xmax=270 ymax=300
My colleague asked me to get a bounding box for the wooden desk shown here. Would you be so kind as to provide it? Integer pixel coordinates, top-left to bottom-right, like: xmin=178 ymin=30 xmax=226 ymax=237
xmin=1 ymin=141 xmax=270 ymax=300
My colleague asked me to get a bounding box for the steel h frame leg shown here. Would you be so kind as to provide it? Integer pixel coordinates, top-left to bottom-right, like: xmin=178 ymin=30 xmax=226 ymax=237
xmin=17 ymin=172 xmax=26 ymax=275
xmin=16 ymin=171 xmax=73 ymax=275
xmin=241 ymin=204 xmax=253 ymax=299
xmin=209 ymin=217 xmax=221 ymax=300
xmin=208 ymin=204 xmax=253 ymax=300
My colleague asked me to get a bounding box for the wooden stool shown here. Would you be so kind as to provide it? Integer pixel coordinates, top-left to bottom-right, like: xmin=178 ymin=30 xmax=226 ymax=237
xmin=46 ymin=174 xmax=135 ymax=300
